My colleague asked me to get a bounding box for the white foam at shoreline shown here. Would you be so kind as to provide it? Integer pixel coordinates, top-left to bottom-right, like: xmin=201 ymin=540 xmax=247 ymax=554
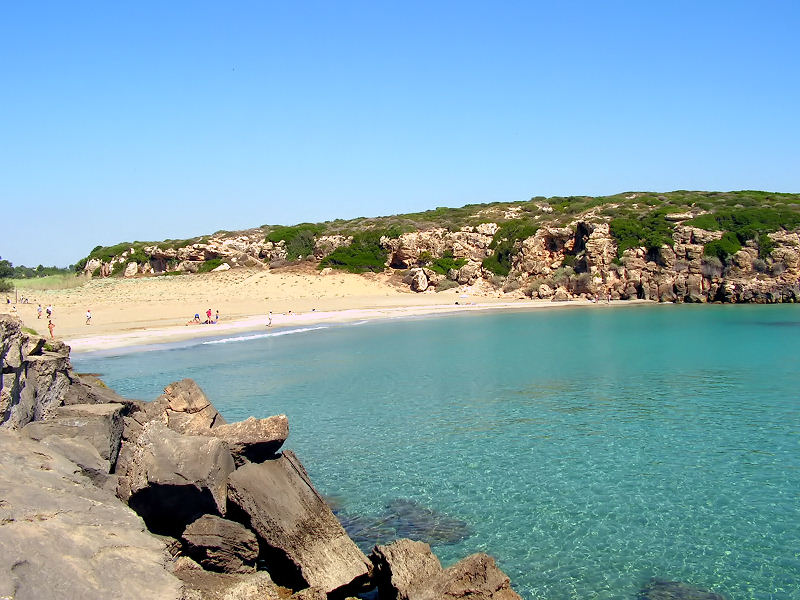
xmin=201 ymin=326 xmax=329 ymax=345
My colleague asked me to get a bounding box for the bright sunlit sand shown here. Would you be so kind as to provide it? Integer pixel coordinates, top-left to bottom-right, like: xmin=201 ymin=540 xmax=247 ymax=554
xmin=2 ymin=268 xmax=632 ymax=353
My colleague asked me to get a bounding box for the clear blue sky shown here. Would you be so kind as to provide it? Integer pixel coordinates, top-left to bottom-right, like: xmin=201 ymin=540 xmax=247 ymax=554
xmin=2 ymin=1 xmax=799 ymax=267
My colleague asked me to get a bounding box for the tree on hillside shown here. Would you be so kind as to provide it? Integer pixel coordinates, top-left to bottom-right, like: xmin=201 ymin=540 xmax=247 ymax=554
xmin=0 ymin=256 xmax=13 ymax=293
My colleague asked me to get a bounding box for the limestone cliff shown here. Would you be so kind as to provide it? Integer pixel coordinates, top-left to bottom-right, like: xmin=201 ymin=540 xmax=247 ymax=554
xmin=76 ymin=191 xmax=800 ymax=304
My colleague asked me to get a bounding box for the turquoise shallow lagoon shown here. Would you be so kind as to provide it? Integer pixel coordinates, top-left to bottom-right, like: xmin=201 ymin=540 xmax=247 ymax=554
xmin=73 ymin=304 xmax=800 ymax=600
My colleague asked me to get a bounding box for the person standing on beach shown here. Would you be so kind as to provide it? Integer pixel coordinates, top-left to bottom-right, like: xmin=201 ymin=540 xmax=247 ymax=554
xmin=214 ymin=309 xmax=219 ymax=323
xmin=37 ymin=304 xmax=42 ymax=319
xmin=206 ymin=308 xmax=212 ymax=324
xmin=46 ymin=304 xmax=53 ymax=318
xmin=47 ymin=320 xmax=54 ymax=339
xmin=85 ymin=309 xmax=92 ymax=325
xmin=267 ymin=311 xmax=272 ymax=327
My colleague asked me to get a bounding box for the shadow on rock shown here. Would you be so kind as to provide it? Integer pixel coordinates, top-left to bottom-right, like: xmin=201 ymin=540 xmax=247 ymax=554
xmin=333 ymin=498 xmax=471 ymax=551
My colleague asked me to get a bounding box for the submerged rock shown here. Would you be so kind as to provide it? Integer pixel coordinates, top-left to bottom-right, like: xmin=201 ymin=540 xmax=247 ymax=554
xmin=336 ymin=498 xmax=471 ymax=551
xmin=638 ymin=579 xmax=727 ymax=600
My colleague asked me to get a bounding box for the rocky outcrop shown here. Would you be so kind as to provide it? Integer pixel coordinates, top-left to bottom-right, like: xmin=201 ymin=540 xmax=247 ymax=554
xmin=0 ymin=430 xmax=183 ymax=600
xmin=1 ymin=320 xmax=523 ymax=599
xmin=370 ymin=540 xmax=521 ymax=600
xmin=0 ymin=315 xmax=129 ymax=429
xmin=123 ymin=421 xmax=235 ymax=536
xmin=227 ymin=452 xmax=372 ymax=594
xmin=371 ymin=539 xmax=443 ymax=600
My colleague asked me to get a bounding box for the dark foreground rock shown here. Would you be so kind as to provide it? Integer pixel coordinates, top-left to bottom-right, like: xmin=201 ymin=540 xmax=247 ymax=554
xmin=228 ymin=451 xmax=372 ymax=594
xmin=0 ymin=430 xmax=182 ymax=600
xmin=638 ymin=579 xmax=727 ymax=600
xmin=181 ymin=515 xmax=259 ymax=574
xmin=124 ymin=421 xmax=235 ymax=535
xmin=370 ymin=539 xmax=521 ymax=600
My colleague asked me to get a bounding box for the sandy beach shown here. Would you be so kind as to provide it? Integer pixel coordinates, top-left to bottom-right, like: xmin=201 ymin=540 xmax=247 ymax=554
xmin=2 ymin=267 xmax=628 ymax=353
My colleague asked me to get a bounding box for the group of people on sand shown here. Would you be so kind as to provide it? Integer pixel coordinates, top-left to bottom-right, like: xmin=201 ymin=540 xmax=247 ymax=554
xmin=187 ymin=308 xmax=220 ymax=326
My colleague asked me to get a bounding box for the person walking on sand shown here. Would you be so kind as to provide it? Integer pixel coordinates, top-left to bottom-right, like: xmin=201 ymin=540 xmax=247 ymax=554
xmin=37 ymin=304 xmax=42 ymax=319
xmin=85 ymin=309 xmax=92 ymax=325
xmin=46 ymin=304 xmax=53 ymax=318
xmin=267 ymin=311 xmax=272 ymax=327
xmin=47 ymin=320 xmax=54 ymax=339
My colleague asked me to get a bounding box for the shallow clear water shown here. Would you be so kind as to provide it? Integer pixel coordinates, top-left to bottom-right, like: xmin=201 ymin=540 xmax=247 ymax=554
xmin=73 ymin=304 xmax=800 ymax=600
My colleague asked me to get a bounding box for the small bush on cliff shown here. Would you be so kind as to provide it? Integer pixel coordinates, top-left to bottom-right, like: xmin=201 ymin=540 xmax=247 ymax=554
xmin=609 ymin=209 xmax=675 ymax=257
xmin=197 ymin=258 xmax=224 ymax=273
xmin=424 ymin=251 xmax=466 ymax=276
xmin=319 ymin=230 xmax=388 ymax=273
xmin=266 ymin=224 xmax=325 ymax=260
xmin=482 ymin=220 xmax=537 ymax=276
xmin=704 ymin=232 xmax=742 ymax=260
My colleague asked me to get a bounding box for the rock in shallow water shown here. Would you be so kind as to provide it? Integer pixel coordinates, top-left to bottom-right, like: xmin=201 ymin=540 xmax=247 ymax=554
xmin=334 ymin=498 xmax=471 ymax=551
xmin=638 ymin=579 xmax=727 ymax=600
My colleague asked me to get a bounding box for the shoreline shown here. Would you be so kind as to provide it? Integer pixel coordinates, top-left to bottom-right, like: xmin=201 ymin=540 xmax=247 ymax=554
xmin=65 ymin=298 xmax=642 ymax=354
xmin=2 ymin=269 xmax=654 ymax=355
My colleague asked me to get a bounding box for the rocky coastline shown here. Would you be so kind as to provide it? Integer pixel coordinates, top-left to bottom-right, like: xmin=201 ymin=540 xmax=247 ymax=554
xmin=80 ymin=213 xmax=800 ymax=306
xmin=0 ymin=314 xmax=521 ymax=600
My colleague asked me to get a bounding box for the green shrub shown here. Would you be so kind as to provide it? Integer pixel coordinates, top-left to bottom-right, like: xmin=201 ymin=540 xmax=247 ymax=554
xmin=319 ymin=230 xmax=388 ymax=273
xmin=482 ymin=220 xmax=537 ymax=276
xmin=609 ymin=208 xmax=675 ymax=257
xmin=266 ymin=224 xmax=326 ymax=260
xmin=684 ymin=213 xmax=720 ymax=230
xmin=704 ymin=232 xmax=741 ymax=260
xmin=757 ymin=234 xmax=774 ymax=259
xmin=0 ymin=279 xmax=13 ymax=293
xmin=128 ymin=248 xmax=150 ymax=265
xmin=111 ymin=261 xmax=126 ymax=276
xmin=424 ymin=251 xmax=466 ymax=275
xmin=92 ymin=266 xmax=101 ymax=277
xmin=197 ymin=258 xmax=224 ymax=273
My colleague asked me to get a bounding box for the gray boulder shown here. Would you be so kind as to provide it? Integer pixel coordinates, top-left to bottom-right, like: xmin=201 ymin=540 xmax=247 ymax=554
xmin=412 ymin=553 xmax=521 ymax=600
xmin=181 ymin=515 xmax=259 ymax=574
xmin=124 ymin=421 xmax=235 ymax=536
xmin=151 ymin=378 xmax=227 ymax=434
xmin=227 ymin=451 xmax=371 ymax=594
xmin=370 ymin=539 xmax=443 ymax=600
xmin=33 ymin=434 xmax=112 ymax=487
xmin=207 ymin=415 xmax=289 ymax=466
xmin=22 ymin=402 xmax=125 ymax=467
xmin=371 ymin=542 xmax=520 ymax=600
xmin=0 ymin=430 xmax=182 ymax=600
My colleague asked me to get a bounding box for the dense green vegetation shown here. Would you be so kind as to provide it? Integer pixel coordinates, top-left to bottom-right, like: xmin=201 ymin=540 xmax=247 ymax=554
xmin=197 ymin=258 xmax=224 ymax=273
xmin=482 ymin=220 xmax=538 ymax=276
xmin=609 ymin=208 xmax=676 ymax=257
xmin=421 ymin=251 xmax=467 ymax=275
xmin=265 ymin=223 xmax=326 ymax=260
xmin=686 ymin=208 xmax=800 ymax=259
xmin=70 ymin=190 xmax=800 ymax=274
xmin=0 ymin=256 xmax=76 ymax=291
xmin=319 ymin=230 xmax=389 ymax=273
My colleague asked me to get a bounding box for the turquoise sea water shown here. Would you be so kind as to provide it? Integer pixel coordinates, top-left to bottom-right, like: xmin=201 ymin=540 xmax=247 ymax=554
xmin=73 ymin=305 xmax=800 ymax=600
